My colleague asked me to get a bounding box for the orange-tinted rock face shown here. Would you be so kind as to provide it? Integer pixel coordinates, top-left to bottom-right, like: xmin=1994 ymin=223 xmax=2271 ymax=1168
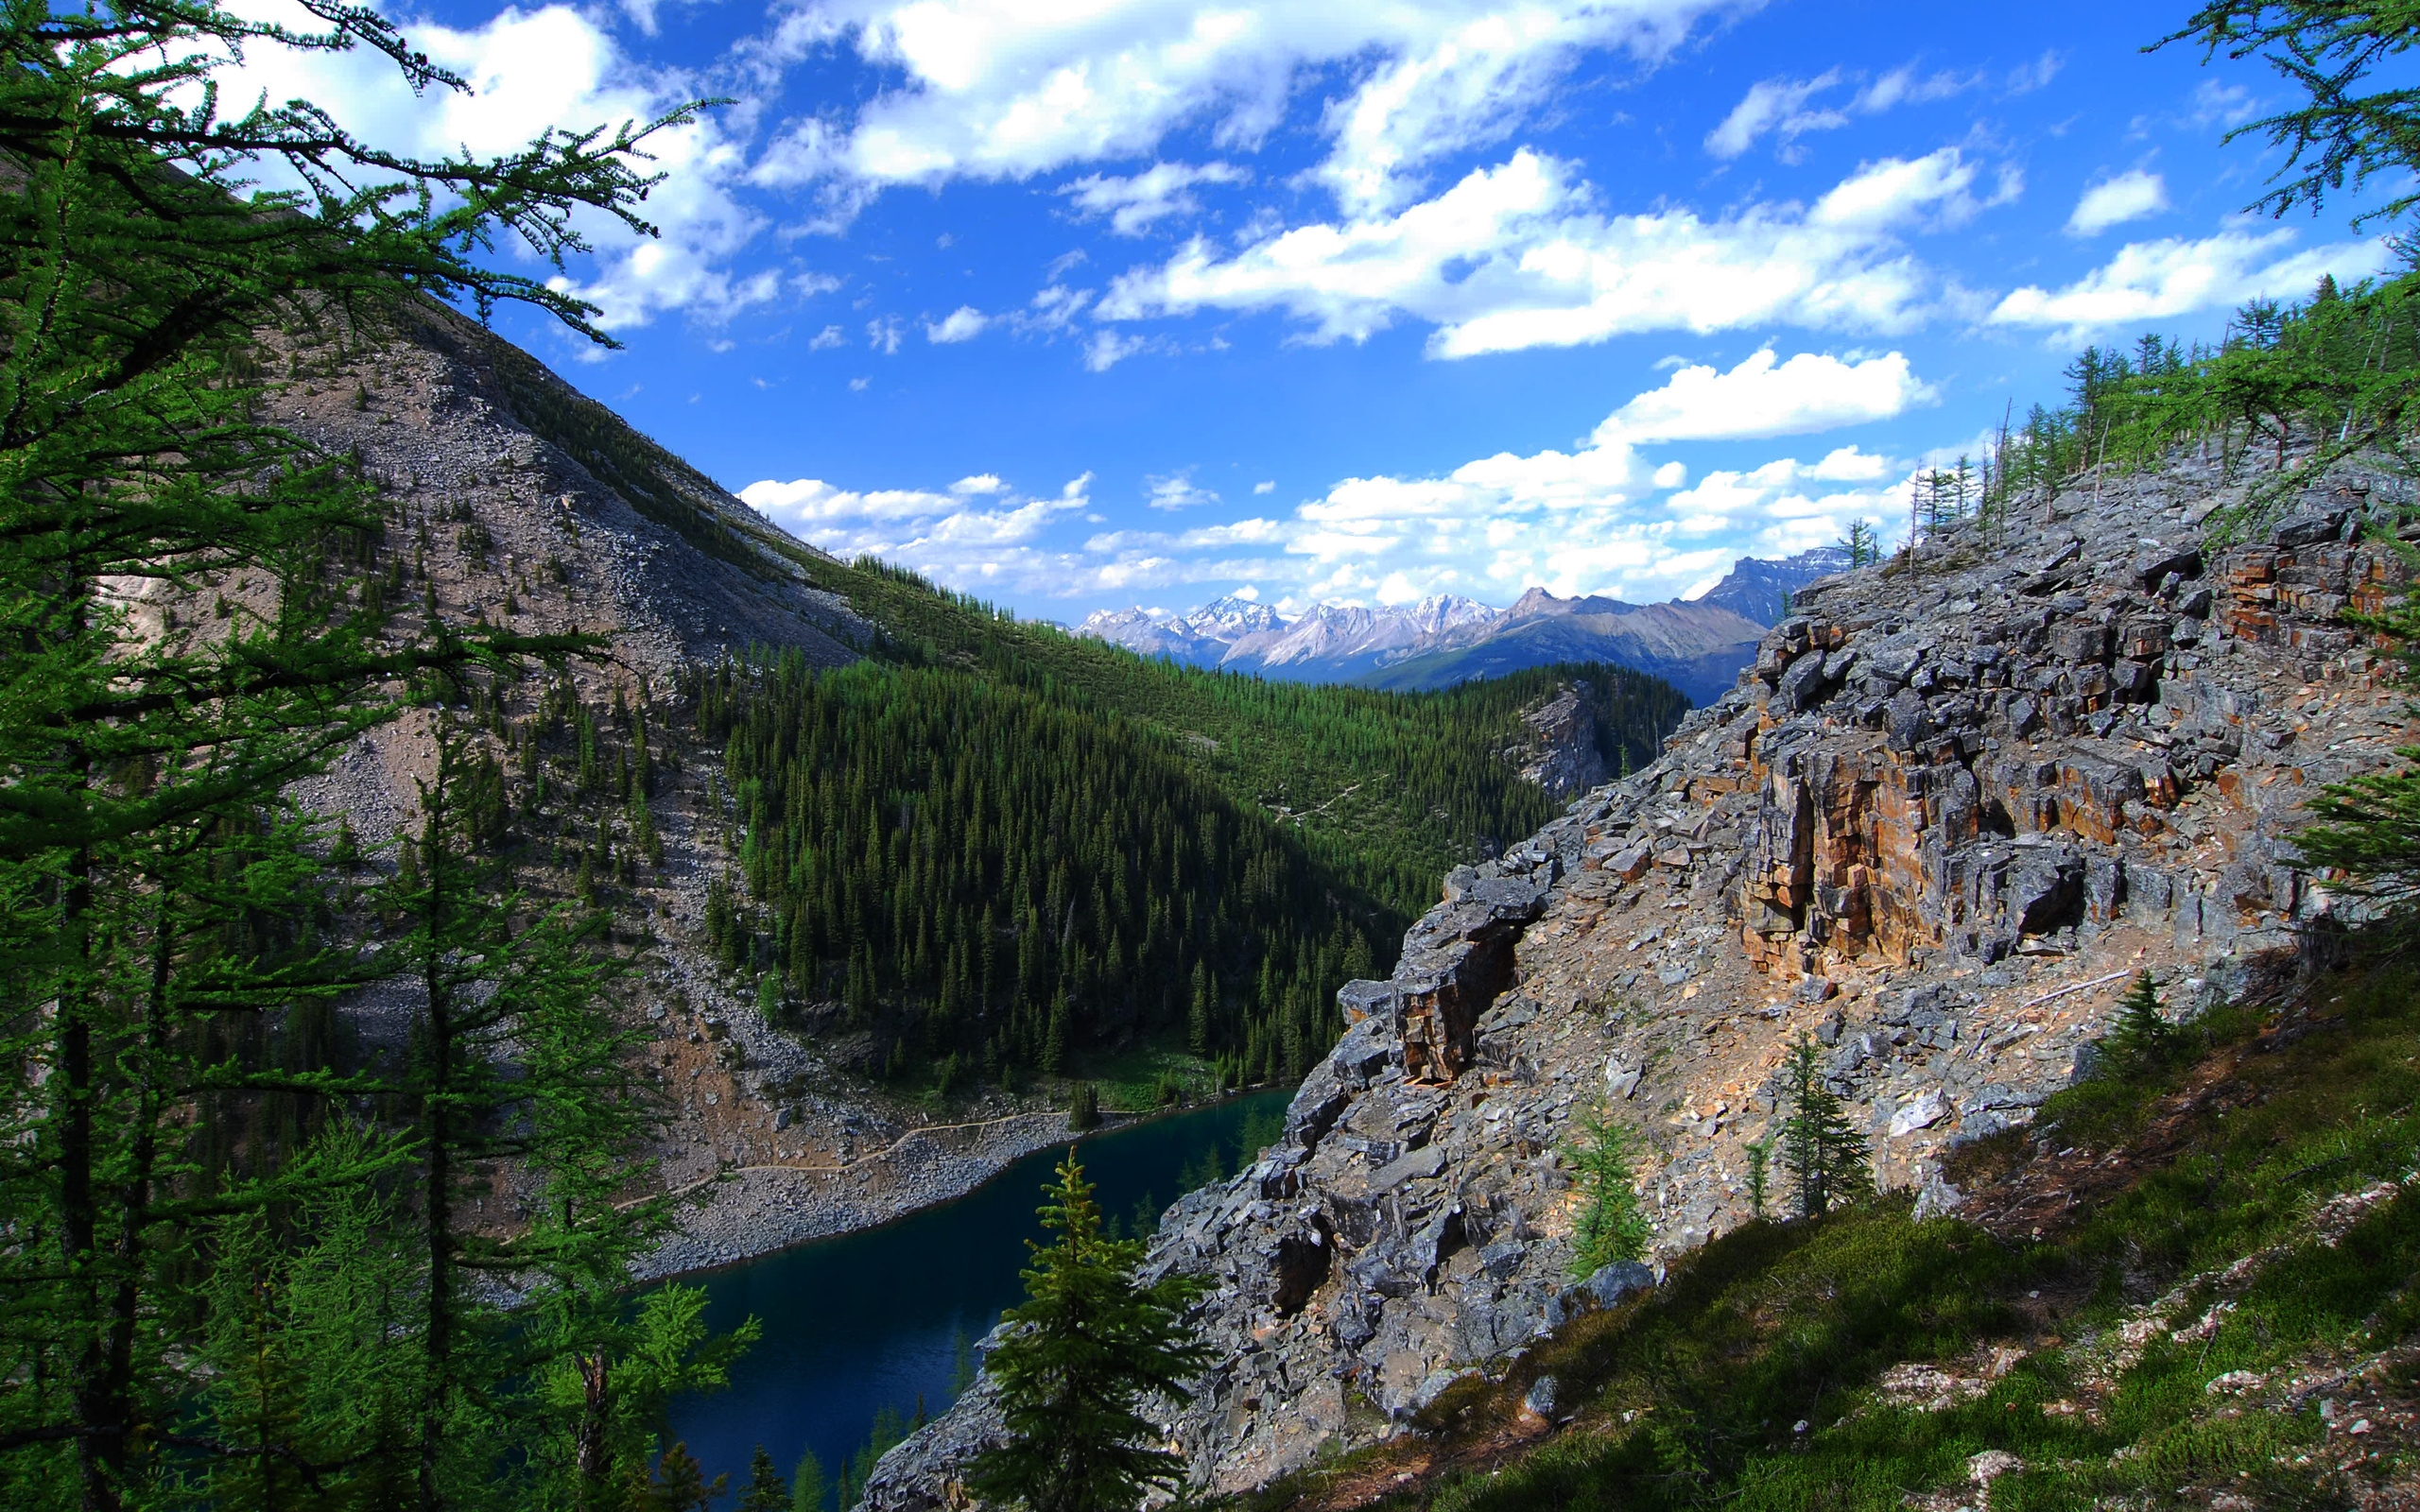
xmin=1716 ymin=504 xmax=2403 ymax=976
xmin=870 ymin=467 xmax=2420 ymax=1512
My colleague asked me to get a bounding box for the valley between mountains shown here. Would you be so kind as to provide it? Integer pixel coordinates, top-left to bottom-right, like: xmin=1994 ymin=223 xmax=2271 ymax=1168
xmin=264 ymin=298 xmax=2420 ymax=1508
xmin=242 ymin=302 xmax=1686 ymax=1278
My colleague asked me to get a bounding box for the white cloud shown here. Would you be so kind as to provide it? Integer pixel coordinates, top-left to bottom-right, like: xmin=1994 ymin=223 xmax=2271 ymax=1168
xmin=735 ymin=348 xmax=1927 ymax=607
xmin=867 ymin=316 xmax=905 ymax=354
xmin=2189 ymin=78 xmax=2258 ymax=129
xmin=752 ymin=0 xmax=1727 ymax=218
xmin=1253 ymin=480 xmax=1277 ymax=494
xmin=1991 ymin=226 xmax=2389 ymax=340
xmin=740 ymin=471 xmax=1098 ymax=589
xmin=1146 ymin=472 xmax=1219 ymax=510
xmin=2067 ymin=170 xmax=2169 ymax=235
xmin=1054 ymin=361 xmax=1922 ymax=603
xmin=1595 ymin=350 xmax=1934 ymax=444
xmin=1062 ymin=162 xmax=1249 ymax=235
xmin=925 ymin=305 xmax=990 ymax=342
xmin=1705 ymin=64 xmax=1975 ymax=161
xmin=1663 ymin=451 xmax=1908 ymax=555
xmin=1705 ymin=72 xmax=1844 ymax=160
xmin=203 ymin=1 xmax=769 ymax=335
xmin=1100 ymin=147 xmax=1997 ymax=356
xmin=809 ymin=324 xmax=849 ymax=350
xmin=1083 ymin=329 xmax=1162 ymax=371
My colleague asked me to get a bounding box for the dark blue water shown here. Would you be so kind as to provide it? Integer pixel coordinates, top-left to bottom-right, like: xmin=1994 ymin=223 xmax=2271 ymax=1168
xmin=662 ymin=1091 xmax=1290 ymax=1496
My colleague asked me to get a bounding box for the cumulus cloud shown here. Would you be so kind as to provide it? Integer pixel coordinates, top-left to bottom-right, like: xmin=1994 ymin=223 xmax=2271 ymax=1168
xmin=925 ymin=305 xmax=990 ymax=342
xmin=1061 ymin=162 xmax=1250 ymax=234
xmin=1992 ymin=226 xmax=2389 ymax=340
xmin=1081 ymin=429 xmax=1903 ymax=607
xmin=738 ymin=472 xmax=1097 ymax=587
xmin=2067 ymin=170 xmax=2169 ymax=235
xmin=200 ymin=2 xmax=773 ymax=335
xmin=809 ymin=324 xmax=849 ymax=350
xmin=1595 ymin=350 xmax=1934 ymax=444
xmin=751 ymin=0 xmax=1727 ymax=217
xmin=867 ymin=315 xmax=905 ymax=353
xmin=744 ymin=349 xmax=1924 ymax=607
xmin=1099 ymin=147 xmax=1999 ymax=356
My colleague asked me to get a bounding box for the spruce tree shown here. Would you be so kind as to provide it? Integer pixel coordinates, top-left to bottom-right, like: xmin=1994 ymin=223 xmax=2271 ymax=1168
xmin=1780 ymin=1037 xmax=1871 ymax=1219
xmin=0 ymin=0 xmax=703 ymax=1503
xmin=791 ymin=1448 xmax=830 ymax=1512
xmin=1564 ymin=1110 xmax=1652 ymax=1276
xmin=740 ymin=1446 xmax=790 ymax=1512
xmin=968 ymin=1154 xmax=1211 ymax=1512
xmin=2101 ymin=970 xmax=2175 ymax=1074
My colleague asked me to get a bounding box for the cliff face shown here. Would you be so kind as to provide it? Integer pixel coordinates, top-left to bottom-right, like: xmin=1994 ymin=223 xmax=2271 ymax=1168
xmin=863 ymin=456 xmax=2413 ymax=1506
xmin=1504 ymin=682 xmax=1607 ymax=800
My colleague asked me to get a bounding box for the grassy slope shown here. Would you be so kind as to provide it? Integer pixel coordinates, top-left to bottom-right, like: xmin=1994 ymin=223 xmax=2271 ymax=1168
xmin=1234 ymin=962 xmax=2420 ymax=1512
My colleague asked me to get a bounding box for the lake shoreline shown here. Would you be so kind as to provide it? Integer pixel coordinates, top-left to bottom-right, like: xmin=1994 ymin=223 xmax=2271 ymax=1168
xmin=637 ymin=1087 xmax=1290 ymax=1283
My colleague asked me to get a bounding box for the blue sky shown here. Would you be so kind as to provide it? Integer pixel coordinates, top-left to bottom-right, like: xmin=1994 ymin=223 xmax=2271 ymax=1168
xmin=238 ymin=0 xmax=2394 ymax=617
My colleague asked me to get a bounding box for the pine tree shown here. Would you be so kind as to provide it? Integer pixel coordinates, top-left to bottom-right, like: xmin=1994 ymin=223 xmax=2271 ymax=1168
xmin=1045 ymin=988 xmax=1071 ymax=1075
xmin=791 ymin=1449 xmax=830 ymax=1512
xmin=968 ymin=1155 xmax=1211 ymax=1512
xmin=1780 ymin=1037 xmax=1871 ymax=1219
xmin=648 ymin=1442 xmax=726 ymax=1512
xmin=2101 ymin=970 xmax=2175 ymax=1074
xmin=1564 ymin=1111 xmax=1652 ymax=1276
xmin=1744 ymin=1135 xmax=1773 ymax=1221
xmin=1840 ymin=519 xmax=1879 ymax=568
xmin=1187 ymin=960 xmax=1213 ymax=1057
xmin=740 ymin=1446 xmax=790 ymax=1512
xmin=1067 ymin=1081 xmax=1102 ymax=1132
xmin=0 ymin=0 xmax=704 ymax=1502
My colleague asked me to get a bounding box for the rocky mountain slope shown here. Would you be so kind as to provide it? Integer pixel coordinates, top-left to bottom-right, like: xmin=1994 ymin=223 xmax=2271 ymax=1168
xmin=1076 ymin=551 xmax=1848 ymax=702
xmin=223 ymin=303 xmax=1095 ymax=1275
xmin=864 ymin=455 xmax=2411 ymax=1505
xmin=215 ymin=302 xmax=1671 ymax=1280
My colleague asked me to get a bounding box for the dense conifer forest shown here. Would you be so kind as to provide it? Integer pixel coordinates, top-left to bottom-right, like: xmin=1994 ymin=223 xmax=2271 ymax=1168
xmin=689 ymin=637 xmax=1685 ymax=1089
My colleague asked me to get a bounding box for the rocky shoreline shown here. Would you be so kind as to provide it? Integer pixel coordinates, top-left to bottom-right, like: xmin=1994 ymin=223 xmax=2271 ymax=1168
xmin=633 ymin=1109 xmax=1080 ymax=1280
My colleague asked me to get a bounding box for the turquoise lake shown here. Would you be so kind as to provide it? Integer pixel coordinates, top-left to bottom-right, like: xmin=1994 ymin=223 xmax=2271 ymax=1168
xmin=663 ymin=1090 xmax=1290 ymax=1498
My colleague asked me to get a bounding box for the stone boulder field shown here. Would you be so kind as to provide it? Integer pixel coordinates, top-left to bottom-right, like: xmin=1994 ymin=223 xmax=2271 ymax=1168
xmin=865 ymin=454 xmax=2413 ymax=1505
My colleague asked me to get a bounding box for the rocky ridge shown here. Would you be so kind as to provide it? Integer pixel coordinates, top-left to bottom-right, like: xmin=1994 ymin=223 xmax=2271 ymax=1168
xmin=863 ymin=454 xmax=2413 ymax=1506
xmin=203 ymin=305 xmax=1094 ymax=1275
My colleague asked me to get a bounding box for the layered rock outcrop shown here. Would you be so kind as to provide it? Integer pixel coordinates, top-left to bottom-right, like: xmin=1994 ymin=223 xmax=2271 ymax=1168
xmin=1505 ymin=683 xmax=1607 ymax=800
xmin=863 ymin=456 xmax=2414 ymax=1508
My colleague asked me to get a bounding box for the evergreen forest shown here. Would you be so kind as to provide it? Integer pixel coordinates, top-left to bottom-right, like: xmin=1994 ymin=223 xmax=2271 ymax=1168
xmin=689 ymin=646 xmax=1684 ymax=1090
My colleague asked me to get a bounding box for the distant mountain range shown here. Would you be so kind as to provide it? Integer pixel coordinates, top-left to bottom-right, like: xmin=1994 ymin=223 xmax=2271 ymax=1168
xmin=1075 ymin=548 xmax=1850 ymax=703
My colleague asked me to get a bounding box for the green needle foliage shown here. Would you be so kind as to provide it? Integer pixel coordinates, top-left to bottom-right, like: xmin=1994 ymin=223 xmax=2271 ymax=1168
xmin=1960 ymin=6 xmax=2420 ymax=528
xmin=2101 ymin=970 xmax=2178 ymax=1075
xmin=2164 ymin=3 xmax=2420 ymax=230
xmin=0 ymin=0 xmax=755 ymax=1506
xmin=694 ymin=651 xmax=1682 ymax=1090
xmin=969 ymin=1154 xmax=1212 ymax=1512
xmin=738 ymin=1447 xmax=789 ymax=1512
xmin=1565 ymin=1110 xmax=1652 ymax=1276
xmin=1780 ymin=1038 xmax=1871 ymax=1221
xmin=789 ymin=1449 xmax=829 ymax=1512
